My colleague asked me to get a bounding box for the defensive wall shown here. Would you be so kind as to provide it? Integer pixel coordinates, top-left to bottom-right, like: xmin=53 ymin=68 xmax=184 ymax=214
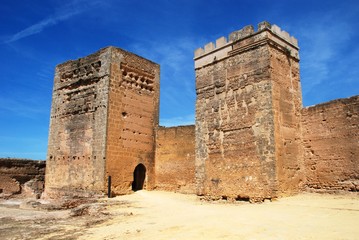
xmin=302 ymin=96 xmax=359 ymax=192
xmin=0 ymin=158 xmax=45 ymax=198
xmin=45 ymin=46 xmax=159 ymax=198
xmin=38 ymin=21 xmax=359 ymax=201
xmin=194 ymin=22 xmax=303 ymax=201
xmin=155 ymin=125 xmax=196 ymax=193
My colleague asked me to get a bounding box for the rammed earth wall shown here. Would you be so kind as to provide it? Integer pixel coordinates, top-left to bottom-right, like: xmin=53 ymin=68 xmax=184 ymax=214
xmin=302 ymin=96 xmax=359 ymax=192
xmin=194 ymin=22 xmax=303 ymax=202
xmin=45 ymin=47 xmax=159 ymax=198
xmin=0 ymin=158 xmax=45 ymax=198
xmin=43 ymin=22 xmax=358 ymax=201
xmin=155 ymin=126 xmax=196 ymax=193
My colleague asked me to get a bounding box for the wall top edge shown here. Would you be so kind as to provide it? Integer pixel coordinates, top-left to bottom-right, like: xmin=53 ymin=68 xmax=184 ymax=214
xmin=194 ymin=21 xmax=298 ymax=59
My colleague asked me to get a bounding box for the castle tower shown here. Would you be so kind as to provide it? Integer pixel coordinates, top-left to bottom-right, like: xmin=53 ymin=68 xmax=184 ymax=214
xmin=194 ymin=22 xmax=303 ymax=202
xmin=45 ymin=47 xmax=160 ymax=198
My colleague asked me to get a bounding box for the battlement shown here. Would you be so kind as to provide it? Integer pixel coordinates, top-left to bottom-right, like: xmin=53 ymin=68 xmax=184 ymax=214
xmin=194 ymin=21 xmax=298 ymax=61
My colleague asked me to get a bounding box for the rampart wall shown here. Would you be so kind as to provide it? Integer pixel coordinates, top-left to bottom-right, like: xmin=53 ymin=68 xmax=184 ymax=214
xmin=302 ymin=96 xmax=359 ymax=192
xmin=45 ymin=48 xmax=111 ymax=198
xmin=41 ymin=22 xmax=358 ymax=201
xmin=45 ymin=47 xmax=159 ymax=198
xmin=0 ymin=158 xmax=45 ymax=198
xmin=194 ymin=21 xmax=302 ymax=201
xmin=155 ymin=126 xmax=196 ymax=193
xmin=106 ymin=48 xmax=159 ymax=195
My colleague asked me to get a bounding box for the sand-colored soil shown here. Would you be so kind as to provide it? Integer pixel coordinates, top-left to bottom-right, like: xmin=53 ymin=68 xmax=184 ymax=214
xmin=1 ymin=191 xmax=358 ymax=239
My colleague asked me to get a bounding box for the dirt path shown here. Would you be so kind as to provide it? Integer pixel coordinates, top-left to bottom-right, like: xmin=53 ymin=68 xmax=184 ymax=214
xmin=79 ymin=191 xmax=359 ymax=240
xmin=1 ymin=191 xmax=358 ymax=239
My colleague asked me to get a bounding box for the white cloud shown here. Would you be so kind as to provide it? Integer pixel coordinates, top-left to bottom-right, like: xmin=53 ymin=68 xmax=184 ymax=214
xmin=160 ymin=114 xmax=195 ymax=127
xmin=3 ymin=0 xmax=102 ymax=44
xmin=130 ymin=37 xmax=199 ymax=123
xmin=293 ymin=11 xmax=358 ymax=106
xmin=0 ymin=96 xmax=48 ymax=118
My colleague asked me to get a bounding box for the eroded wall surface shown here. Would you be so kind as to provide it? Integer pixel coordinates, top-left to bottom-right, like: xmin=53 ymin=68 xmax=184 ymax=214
xmin=302 ymin=96 xmax=359 ymax=192
xmin=45 ymin=48 xmax=111 ymax=198
xmin=194 ymin=22 xmax=301 ymax=201
xmin=105 ymin=48 xmax=159 ymax=195
xmin=270 ymin=44 xmax=304 ymax=196
xmin=155 ymin=126 xmax=195 ymax=193
xmin=0 ymin=159 xmax=45 ymax=198
xmin=46 ymin=47 xmax=160 ymax=197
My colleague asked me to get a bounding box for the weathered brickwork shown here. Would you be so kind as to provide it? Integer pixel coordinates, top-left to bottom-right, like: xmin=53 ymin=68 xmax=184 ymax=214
xmin=46 ymin=48 xmax=111 ymax=198
xmin=43 ymin=21 xmax=358 ymax=201
xmin=106 ymin=48 xmax=159 ymax=195
xmin=270 ymin=43 xmax=304 ymax=196
xmin=155 ymin=126 xmax=195 ymax=193
xmin=45 ymin=47 xmax=159 ymax=198
xmin=0 ymin=158 xmax=45 ymax=198
xmin=302 ymin=96 xmax=359 ymax=192
xmin=194 ymin=22 xmax=302 ymax=201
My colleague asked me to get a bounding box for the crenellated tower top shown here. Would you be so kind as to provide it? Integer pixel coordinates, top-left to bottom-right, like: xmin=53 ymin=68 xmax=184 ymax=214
xmin=194 ymin=21 xmax=299 ymax=69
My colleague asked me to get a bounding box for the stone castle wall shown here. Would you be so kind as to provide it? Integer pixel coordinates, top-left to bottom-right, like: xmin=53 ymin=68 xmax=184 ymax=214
xmin=269 ymin=38 xmax=304 ymax=196
xmin=45 ymin=48 xmax=111 ymax=198
xmin=155 ymin=126 xmax=196 ymax=193
xmin=0 ymin=158 xmax=45 ymax=198
xmin=45 ymin=47 xmax=159 ymax=198
xmin=105 ymin=48 xmax=159 ymax=195
xmin=194 ymin=22 xmax=302 ymax=201
xmin=42 ymin=22 xmax=358 ymax=201
xmin=302 ymin=96 xmax=359 ymax=192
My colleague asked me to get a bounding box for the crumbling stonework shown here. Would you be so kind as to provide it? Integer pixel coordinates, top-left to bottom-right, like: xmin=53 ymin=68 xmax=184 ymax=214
xmin=302 ymin=96 xmax=359 ymax=192
xmin=194 ymin=22 xmax=302 ymax=201
xmin=155 ymin=126 xmax=196 ymax=193
xmin=43 ymin=22 xmax=358 ymax=202
xmin=106 ymin=48 xmax=159 ymax=195
xmin=0 ymin=158 xmax=45 ymax=198
xmin=45 ymin=47 xmax=159 ymax=198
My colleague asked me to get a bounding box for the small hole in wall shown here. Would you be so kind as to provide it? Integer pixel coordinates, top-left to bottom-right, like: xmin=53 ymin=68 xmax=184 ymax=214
xmin=122 ymin=112 xmax=127 ymax=118
xmin=235 ymin=196 xmax=250 ymax=202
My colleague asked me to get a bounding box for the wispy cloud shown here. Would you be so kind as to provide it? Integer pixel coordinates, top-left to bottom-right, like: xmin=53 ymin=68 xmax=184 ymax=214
xmin=3 ymin=0 xmax=102 ymax=44
xmin=160 ymin=114 xmax=195 ymax=127
xmin=0 ymin=96 xmax=49 ymax=118
xmin=294 ymin=11 xmax=357 ymax=105
xmin=130 ymin=37 xmax=199 ymax=124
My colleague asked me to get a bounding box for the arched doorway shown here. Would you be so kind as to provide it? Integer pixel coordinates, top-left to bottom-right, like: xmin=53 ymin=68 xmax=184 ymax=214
xmin=132 ymin=164 xmax=146 ymax=191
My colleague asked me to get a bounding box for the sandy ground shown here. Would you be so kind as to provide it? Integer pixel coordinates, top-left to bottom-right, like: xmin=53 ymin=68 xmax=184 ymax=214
xmin=1 ymin=191 xmax=359 ymax=240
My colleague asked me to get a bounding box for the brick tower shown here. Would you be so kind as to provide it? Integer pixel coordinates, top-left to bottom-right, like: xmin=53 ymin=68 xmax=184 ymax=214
xmin=194 ymin=22 xmax=303 ymax=202
xmin=45 ymin=47 xmax=160 ymax=198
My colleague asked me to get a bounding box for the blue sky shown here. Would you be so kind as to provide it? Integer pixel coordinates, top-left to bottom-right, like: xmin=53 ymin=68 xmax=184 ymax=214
xmin=0 ymin=0 xmax=358 ymax=160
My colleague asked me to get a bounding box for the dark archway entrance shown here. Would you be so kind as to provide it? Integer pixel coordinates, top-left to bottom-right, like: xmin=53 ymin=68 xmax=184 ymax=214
xmin=132 ymin=164 xmax=146 ymax=191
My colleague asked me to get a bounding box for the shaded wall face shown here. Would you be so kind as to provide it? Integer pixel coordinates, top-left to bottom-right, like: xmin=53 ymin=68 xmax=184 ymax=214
xmin=105 ymin=48 xmax=159 ymax=195
xmin=195 ymin=43 xmax=277 ymax=201
xmin=302 ymin=96 xmax=359 ymax=192
xmin=45 ymin=48 xmax=111 ymax=198
xmin=155 ymin=126 xmax=196 ymax=193
xmin=269 ymin=47 xmax=304 ymax=196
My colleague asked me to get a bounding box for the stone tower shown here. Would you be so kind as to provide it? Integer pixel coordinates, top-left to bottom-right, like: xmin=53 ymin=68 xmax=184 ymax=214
xmin=45 ymin=47 xmax=160 ymax=198
xmin=194 ymin=22 xmax=303 ymax=202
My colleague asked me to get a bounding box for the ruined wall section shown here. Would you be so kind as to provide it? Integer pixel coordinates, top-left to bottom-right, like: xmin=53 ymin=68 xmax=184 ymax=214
xmin=195 ymin=22 xmax=291 ymax=201
xmin=106 ymin=48 xmax=160 ymax=195
xmin=155 ymin=126 xmax=195 ymax=193
xmin=302 ymin=96 xmax=359 ymax=192
xmin=268 ymin=29 xmax=304 ymax=196
xmin=0 ymin=159 xmax=45 ymax=198
xmin=45 ymin=48 xmax=111 ymax=198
